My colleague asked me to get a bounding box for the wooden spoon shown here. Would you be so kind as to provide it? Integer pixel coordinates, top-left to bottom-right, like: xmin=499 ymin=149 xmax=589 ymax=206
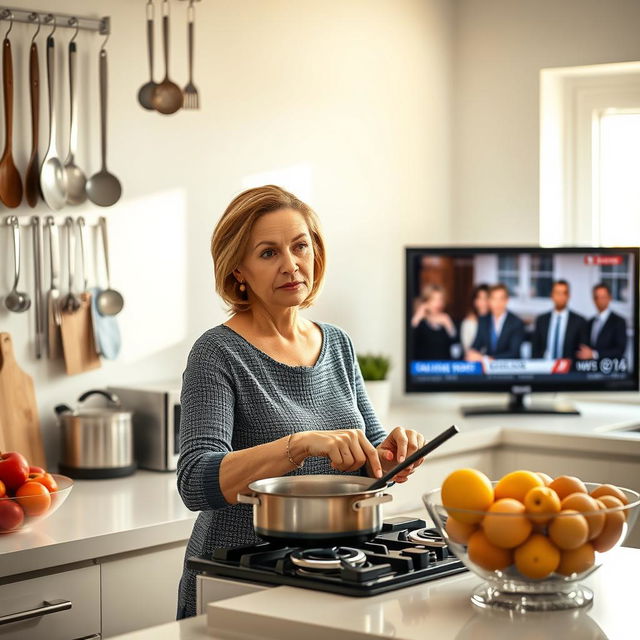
xmin=0 ymin=36 xmax=23 ymax=208
xmin=25 ymin=38 xmax=41 ymax=207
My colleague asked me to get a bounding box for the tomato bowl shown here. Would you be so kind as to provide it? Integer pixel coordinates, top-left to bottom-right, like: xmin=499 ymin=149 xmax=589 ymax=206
xmin=0 ymin=474 xmax=74 ymax=533
xmin=423 ymin=482 xmax=640 ymax=612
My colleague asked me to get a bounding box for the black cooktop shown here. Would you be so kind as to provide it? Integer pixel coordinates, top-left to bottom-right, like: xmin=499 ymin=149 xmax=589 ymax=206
xmin=187 ymin=517 xmax=467 ymax=597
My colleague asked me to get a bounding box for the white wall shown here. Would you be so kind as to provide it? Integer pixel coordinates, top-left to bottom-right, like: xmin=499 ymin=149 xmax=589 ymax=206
xmin=0 ymin=0 xmax=454 ymax=466
xmin=452 ymin=0 xmax=640 ymax=244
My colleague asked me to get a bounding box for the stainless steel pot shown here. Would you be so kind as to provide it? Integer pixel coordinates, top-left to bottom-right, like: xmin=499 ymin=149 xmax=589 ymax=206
xmin=237 ymin=475 xmax=393 ymax=543
xmin=55 ymin=389 xmax=136 ymax=479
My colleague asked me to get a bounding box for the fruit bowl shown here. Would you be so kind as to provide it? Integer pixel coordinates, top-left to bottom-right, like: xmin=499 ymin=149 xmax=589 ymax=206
xmin=423 ymin=482 xmax=640 ymax=612
xmin=0 ymin=474 xmax=74 ymax=533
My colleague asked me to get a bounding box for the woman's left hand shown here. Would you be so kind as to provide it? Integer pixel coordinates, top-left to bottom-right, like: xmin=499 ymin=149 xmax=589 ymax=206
xmin=375 ymin=427 xmax=426 ymax=483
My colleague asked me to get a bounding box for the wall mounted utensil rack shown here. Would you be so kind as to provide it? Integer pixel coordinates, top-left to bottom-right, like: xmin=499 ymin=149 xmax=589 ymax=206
xmin=0 ymin=6 xmax=110 ymax=35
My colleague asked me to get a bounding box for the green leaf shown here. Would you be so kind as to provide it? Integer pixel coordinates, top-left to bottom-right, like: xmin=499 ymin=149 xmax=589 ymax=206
xmin=357 ymin=353 xmax=391 ymax=381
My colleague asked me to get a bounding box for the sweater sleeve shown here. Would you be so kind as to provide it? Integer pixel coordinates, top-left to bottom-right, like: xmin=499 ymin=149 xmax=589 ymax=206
xmin=177 ymin=334 xmax=235 ymax=512
xmin=341 ymin=328 xmax=388 ymax=448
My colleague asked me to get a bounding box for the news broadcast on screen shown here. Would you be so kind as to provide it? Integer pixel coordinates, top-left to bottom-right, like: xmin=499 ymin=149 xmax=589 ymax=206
xmin=405 ymin=248 xmax=639 ymax=394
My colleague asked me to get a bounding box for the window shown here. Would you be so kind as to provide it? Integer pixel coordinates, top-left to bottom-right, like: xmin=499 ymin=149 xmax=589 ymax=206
xmin=529 ymin=254 xmax=554 ymax=298
xmin=497 ymin=255 xmax=519 ymax=296
xmin=600 ymin=255 xmax=630 ymax=302
xmin=540 ymin=63 xmax=640 ymax=246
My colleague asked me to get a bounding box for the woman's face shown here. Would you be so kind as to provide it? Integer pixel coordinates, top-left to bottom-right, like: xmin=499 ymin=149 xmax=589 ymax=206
xmin=474 ymin=289 xmax=489 ymax=316
xmin=235 ymin=208 xmax=315 ymax=311
xmin=427 ymin=291 xmax=445 ymax=313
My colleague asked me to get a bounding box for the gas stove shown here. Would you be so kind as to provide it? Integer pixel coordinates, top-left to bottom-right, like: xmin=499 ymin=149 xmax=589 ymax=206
xmin=188 ymin=516 xmax=467 ymax=597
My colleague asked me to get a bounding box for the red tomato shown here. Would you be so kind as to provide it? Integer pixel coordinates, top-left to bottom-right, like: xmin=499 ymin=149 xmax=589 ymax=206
xmin=0 ymin=452 xmax=29 ymax=490
xmin=16 ymin=481 xmax=51 ymax=516
xmin=0 ymin=479 xmax=5 ymax=498
xmin=28 ymin=473 xmax=58 ymax=493
xmin=29 ymin=465 xmax=46 ymax=475
xmin=0 ymin=500 xmax=24 ymax=531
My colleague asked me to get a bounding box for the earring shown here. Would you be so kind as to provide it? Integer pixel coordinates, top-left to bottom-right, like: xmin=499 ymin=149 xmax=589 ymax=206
xmin=239 ymin=282 xmax=246 ymax=292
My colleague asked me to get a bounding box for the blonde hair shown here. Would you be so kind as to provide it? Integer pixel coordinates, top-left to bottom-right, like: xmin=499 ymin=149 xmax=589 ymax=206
xmin=211 ymin=185 xmax=327 ymax=314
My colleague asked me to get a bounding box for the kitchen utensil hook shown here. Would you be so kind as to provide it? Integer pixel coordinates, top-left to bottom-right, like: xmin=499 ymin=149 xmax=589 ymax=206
xmin=100 ymin=30 xmax=110 ymax=51
xmin=68 ymin=17 xmax=79 ymax=43
xmin=44 ymin=13 xmax=56 ymax=37
xmin=29 ymin=12 xmax=41 ymax=42
xmin=1 ymin=10 xmax=14 ymax=38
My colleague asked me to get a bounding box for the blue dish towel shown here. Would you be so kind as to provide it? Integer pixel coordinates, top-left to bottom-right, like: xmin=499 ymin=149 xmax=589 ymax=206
xmin=89 ymin=287 xmax=122 ymax=360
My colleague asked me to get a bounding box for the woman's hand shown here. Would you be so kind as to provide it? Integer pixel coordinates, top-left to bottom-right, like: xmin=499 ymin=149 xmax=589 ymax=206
xmin=375 ymin=427 xmax=426 ymax=483
xmin=290 ymin=429 xmax=383 ymax=478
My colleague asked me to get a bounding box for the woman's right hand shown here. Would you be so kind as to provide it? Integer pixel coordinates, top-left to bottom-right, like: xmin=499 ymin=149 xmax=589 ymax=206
xmin=289 ymin=429 xmax=383 ymax=478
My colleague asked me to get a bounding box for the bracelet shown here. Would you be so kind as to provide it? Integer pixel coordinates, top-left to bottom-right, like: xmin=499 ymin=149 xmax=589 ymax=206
xmin=287 ymin=433 xmax=305 ymax=469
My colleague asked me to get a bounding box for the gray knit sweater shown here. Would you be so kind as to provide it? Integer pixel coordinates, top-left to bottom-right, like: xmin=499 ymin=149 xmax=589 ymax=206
xmin=176 ymin=321 xmax=387 ymax=619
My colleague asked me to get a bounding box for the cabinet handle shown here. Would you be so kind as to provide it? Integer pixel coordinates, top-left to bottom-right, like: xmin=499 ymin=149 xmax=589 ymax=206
xmin=0 ymin=598 xmax=72 ymax=625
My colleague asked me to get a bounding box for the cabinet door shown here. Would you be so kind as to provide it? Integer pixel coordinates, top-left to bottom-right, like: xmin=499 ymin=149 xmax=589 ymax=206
xmin=0 ymin=564 xmax=100 ymax=640
xmin=100 ymin=541 xmax=187 ymax=638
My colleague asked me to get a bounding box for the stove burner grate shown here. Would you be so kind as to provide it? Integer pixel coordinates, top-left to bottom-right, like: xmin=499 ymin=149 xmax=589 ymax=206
xmin=406 ymin=527 xmax=446 ymax=546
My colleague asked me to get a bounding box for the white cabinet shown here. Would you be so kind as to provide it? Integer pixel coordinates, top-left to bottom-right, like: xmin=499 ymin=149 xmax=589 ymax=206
xmin=100 ymin=541 xmax=187 ymax=638
xmin=0 ymin=564 xmax=100 ymax=640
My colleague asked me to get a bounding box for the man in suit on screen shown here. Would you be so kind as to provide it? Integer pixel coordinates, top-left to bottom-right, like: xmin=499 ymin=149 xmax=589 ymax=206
xmin=576 ymin=283 xmax=627 ymax=360
xmin=467 ymin=283 xmax=525 ymax=360
xmin=531 ymin=280 xmax=587 ymax=360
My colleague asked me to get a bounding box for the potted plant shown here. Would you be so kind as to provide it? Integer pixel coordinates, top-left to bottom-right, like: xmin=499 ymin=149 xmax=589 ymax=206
xmin=357 ymin=353 xmax=391 ymax=419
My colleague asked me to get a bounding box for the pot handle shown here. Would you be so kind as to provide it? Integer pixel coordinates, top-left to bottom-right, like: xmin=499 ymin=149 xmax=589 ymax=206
xmin=78 ymin=389 xmax=121 ymax=407
xmin=352 ymin=493 xmax=393 ymax=511
xmin=237 ymin=492 xmax=261 ymax=506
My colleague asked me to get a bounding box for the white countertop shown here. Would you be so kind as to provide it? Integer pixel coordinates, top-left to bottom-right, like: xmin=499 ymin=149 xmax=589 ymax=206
xmin=385 ymin=398 xmax=640 ymax=459
xmin=0 ymin=470 xmax=197 ymax=579
xmin=111 ymin=546 xmax=638 ymax=639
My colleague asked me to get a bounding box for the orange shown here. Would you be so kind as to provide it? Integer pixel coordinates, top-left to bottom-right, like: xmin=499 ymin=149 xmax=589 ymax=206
xmin=467 ymin=530 xmax=513 ymax=572
xmin=445 ymin=516 xmax=477 ymax=545
xmin=592 ymin=499 xmax=626 ymax=552
xmin=556 ymin=542 xmax=596 ymax=576
xmin=590 ymin=484 xmax=629 ymax=506
xmin=482 ymin=498 xmax=532 ymax=548
xmin=441 ymin=469 xmax=494 ymax=524
xmin=560 ymin=492 xmax=605 ymax=540
xmin=548 ymin=476 xmax=587 ymax=501
xmin=535 ymin=471 xmax=553 ymax=486
xmin=597 ymin=494 xmax=627 ymax=521
xmin=514 ymin=533 xmax=560 ymax=579
xmin=524 ymin=486 xmax=561 ymax=524
xmin=494 ymin=470 xmax=544 ymax=503
xmin=548 ymin=509 xmax=589 ymax=550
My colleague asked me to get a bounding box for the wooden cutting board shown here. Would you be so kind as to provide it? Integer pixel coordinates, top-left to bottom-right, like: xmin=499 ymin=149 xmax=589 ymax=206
xmin=60 ymin=292 xmax=102 ymax=376
xmin=0 ymin=333 xmax=47 ymax=467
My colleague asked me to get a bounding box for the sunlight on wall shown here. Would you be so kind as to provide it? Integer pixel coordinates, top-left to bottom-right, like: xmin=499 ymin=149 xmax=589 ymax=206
xmin=241 ymin=164 xmax=314 ymax=202
xmin=101 ymin=189 xmax=189 ymax=363
xmin=597 ymin=112 xmax=640 ymax=245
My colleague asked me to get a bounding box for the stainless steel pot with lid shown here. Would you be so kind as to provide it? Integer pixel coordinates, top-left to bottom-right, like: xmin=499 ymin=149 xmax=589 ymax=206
xmin=55 ymin=389 xmax=136 ymax=479
xmin=237 ymin=475 xmax=393 ymax=544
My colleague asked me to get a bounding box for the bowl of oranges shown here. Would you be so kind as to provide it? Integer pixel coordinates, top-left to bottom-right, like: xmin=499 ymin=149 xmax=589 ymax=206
xmin=423 ymin=469 xmax=639 ymax=612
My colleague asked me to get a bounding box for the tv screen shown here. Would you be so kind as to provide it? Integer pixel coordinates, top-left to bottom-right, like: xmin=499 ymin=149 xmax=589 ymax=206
xmin=405 ymin=247 xmax=639 ymax=395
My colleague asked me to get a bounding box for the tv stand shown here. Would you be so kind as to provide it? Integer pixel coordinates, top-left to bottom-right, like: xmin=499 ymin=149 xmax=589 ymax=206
xmin=461 ymin=392 xmax=580 ymax=416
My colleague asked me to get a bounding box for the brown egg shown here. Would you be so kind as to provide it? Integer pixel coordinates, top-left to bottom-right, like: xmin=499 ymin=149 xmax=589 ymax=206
xmin=592 ymin=499 xmax=626 ymax=552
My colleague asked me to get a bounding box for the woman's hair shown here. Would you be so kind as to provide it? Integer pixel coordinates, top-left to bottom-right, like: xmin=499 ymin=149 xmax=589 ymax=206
xmin=211 ymin=185 xmax=326 ymax=314
xmin=420 ymin=284 xmax=445 ymax=303
xmin=469 ymin=283 xmax=490 ymax=315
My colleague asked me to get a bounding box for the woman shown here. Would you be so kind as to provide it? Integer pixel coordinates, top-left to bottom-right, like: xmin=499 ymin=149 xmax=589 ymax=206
xmin=410 ymin=284 xmax=456 ymax=360
xmin=176 ymin=185 xmax=428 ymax=619
xmin=459 ymin=283 xmax=490 ymax=352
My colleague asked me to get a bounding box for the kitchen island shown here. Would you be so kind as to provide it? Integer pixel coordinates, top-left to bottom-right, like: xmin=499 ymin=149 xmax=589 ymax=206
xmin=111 ymin=545 xmax=638 ymax=639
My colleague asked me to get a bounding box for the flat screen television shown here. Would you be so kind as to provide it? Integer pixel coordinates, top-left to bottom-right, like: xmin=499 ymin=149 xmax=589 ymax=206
xmin=405 ymin=247 xmax=639 ymax=415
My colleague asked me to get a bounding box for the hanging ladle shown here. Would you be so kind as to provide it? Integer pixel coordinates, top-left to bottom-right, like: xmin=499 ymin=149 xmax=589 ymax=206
xmin=4 ymin=217 xmax=31 ymax=313
xmin=151 ymin=0 xmax=183 ymax=114
xmin=367 ymin=424 xmax=459 ymax=491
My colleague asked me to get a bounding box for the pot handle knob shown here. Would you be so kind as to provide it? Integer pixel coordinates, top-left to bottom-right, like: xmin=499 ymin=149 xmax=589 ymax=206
xmin=352 ymin=493 xmax=393 ymax=511
xmin=77 ymin=389 xmax=121 ymax=407
xmin=237 ymin=492 xmax=261 ymax=506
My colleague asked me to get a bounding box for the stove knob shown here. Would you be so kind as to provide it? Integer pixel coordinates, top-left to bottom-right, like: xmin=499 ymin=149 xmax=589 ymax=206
xmin=400 ymin=548 xmax=430 ymax=570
